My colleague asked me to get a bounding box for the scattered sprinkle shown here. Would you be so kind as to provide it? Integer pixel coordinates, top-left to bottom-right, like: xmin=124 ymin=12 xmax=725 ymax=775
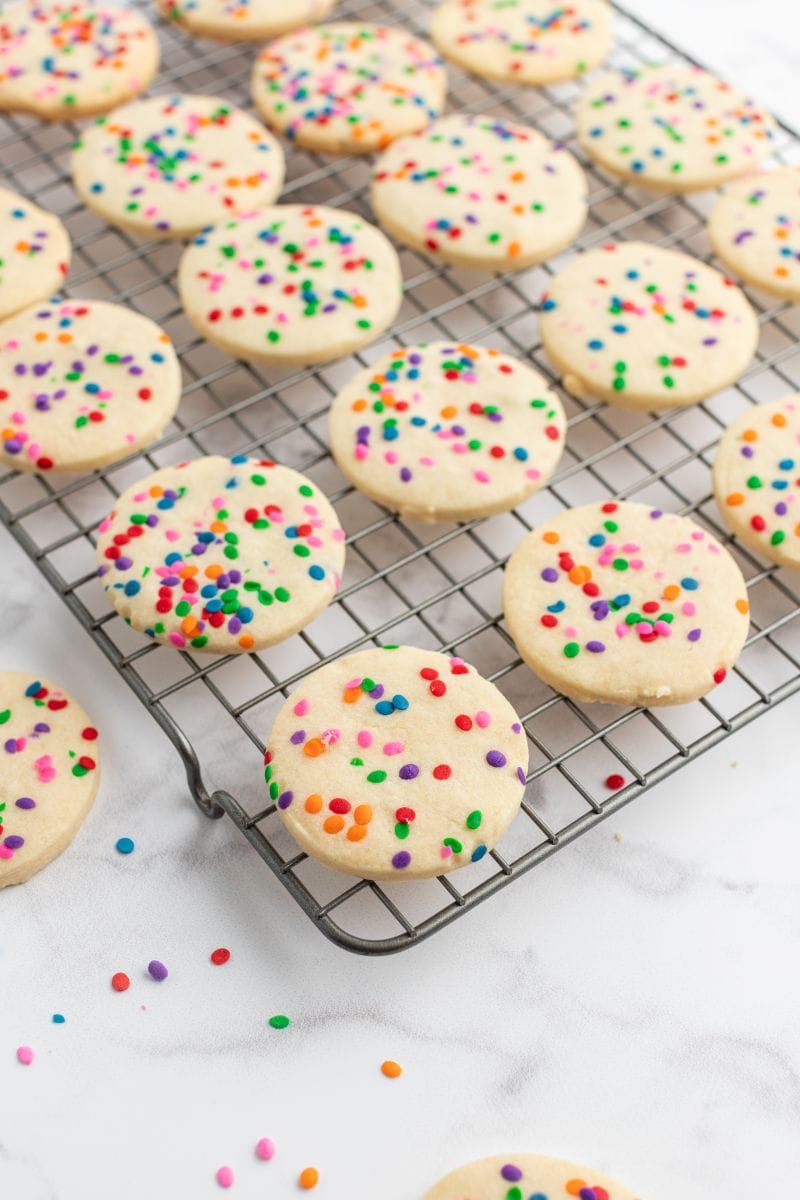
xmin=255 ymin=1137 xmax=276 ymax=1161
xmin=52 ymin=1013 xmax=65 ymax=1024
xmin=268 ymin=1014 xmax=290 ymax=1029
xmin=147 ymin=960 xmax=169 ymax=982
xmin=381 ymin=1059 xmax=402 ymax=1079
xmin=16 ymin=1045 xmax=34 ymax=1066
xmin=605 ymin=773 xmax=626 ymax=790
xmin=111 ymin=972 xmax=130 ymax=992
xmin=210 ymin=947 xmax=231 ymax=965
xmin=216 ymin=1165 xmax=235 ymax=1189
xmin=299 ymin=1166 xmax=319 ymax=1190
xmin=115 ymin=837 xmax=135 ymax=854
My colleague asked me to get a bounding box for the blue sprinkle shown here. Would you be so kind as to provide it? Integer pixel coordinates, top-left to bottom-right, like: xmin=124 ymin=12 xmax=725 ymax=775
xmin=52 ymin=1014 xmax=66 ymax=1024
xmin=680 ymin=577 xmax=699 ymax=591
xmin=308 ymin=564 xmax=325 ymax=580
xmin=116 ymin=837 xmax=135 ymax=854
xmin=547 ymin=600 xmax=566 ymax=613
xmin=375 ymin=700 xmax=394 ymax=715
xmin=391 ymin=694 xmax=409 ymax=711
xmin=588 ymin=533 xmax=606 ymax=546
xmin=124 ymin=580 xmax=141 ymax=597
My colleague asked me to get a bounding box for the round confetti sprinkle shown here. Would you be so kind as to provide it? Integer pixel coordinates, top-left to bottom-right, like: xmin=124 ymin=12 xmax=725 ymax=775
xmin=157 ymin=0 xmax=335 ymax=41
xmin=0 ymin=671 xmax=100 ymax=889
xmin=430 ymin=0 xmax=612 ymax=85
xmin=210 ymin=947 xmax=231 ymax=965
xmin=215 ymin=1165 xmax=235 ymax=1189
xmin=381 ymin=1059 xmax=402 ymax=1078
xmin=268 ymin=1014 xmax=291 ymax=1029
xmin=16 ymin=1045 xmax=34 ymax=1066
xmin=539 ymin=241 xmax=758 ymax=410
xmin=0 ymin=0 xmax=160 ymax=120
xmin=329 ymin=341 xmax=566 ymax=522
xmin=52 ymin=1013 xmax=65 ymax=1024
xmin=577 ymin=63 xmax=776 ymax=192
xmin=72 ymin=94 xmax=286 ymax=240
xmin=421 ymin=1153 xmax=639 ymax=1200
xmin=709 ymin=167 xmax=800 ymax=302
xmin=0 ymin=186 xmax=70 ymax=321
xmin=268 ymin=645 xmax=527 ymax=880
xmin=504 ymin=500 xmax=751 ymax=707
xmin=605 ymin=773 xmax=625 ymax=790
xmin=255 ymin=1137 xmax=276 ymax=1161
xmin=299 ymin=1166 xmax=319 ymax=1190
xmin=95 ymin=455 xmax=346 ymax=656
xmin=111 ymin=972 xmax=130 ymax=992
xmin=115 ymin=837 xmax=135 ymax=855
xmin=148 ymin=960 xmax=169 ymax=982
xmin=178 ymin=205 xmax=402 ymax=366
xmin=251 ymin=23 xmax=447 ymax=155
xmin=371 ymin=114 xmax=587 ymax=270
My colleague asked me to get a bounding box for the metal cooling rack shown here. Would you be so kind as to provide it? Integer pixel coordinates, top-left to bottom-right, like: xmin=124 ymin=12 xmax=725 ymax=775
xmin=2 ymin=0 xmax=800 ymax=955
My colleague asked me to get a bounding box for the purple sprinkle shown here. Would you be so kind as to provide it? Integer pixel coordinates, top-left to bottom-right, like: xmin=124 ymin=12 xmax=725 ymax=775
xmin=147 ymin=960 xmax=168 ymax=982
xmin=289 ymin=730 xmax=306 ymax=744
xmin=15 ymin=797 xmax=35 ymax=809
xmin=369 ymin=684 xmax=385 ymax=700
xmin=541 ymin=567 xmax=559 ymax=582
xmin=277 ymin=791 xmax=294 ymax=809
xmin=511 ymin=722 xmax=521 ymax=733
xmin=586 ymin=640 xmax=606 ymax=653
xmin=34 ymin=722 xmax=50 ymax=733
xmin=486 ymin=750 xmax=506 ymax=768
xmin=399 ymin=763 xmax=419 ymax=780
xmin=115 ymin=556 xmax=132 ymax=571
xmin=501 ymin=1165 xmax=523 ymax=1182
xmin=400 ymin=467 xmax=412 ymax=482
xmin=775 ymin=502 xmax=788 ymax=516
xmin=227 ymin=617 xmax=242 ymax=635
xmin=391 ymin=851 xmax=411 ymax=869
xmin=4 ymin=835 xmax=25 ymax=849
xmin=516 ymin=766 xmax=526 ymax=785
xmin=734 ymin=229 xmax=755 ymax=245
xmin=650 ymin=509 xmax=663 ymax=519
xmin=591 ymin=599 xmax=609 ymax=620
xmin=688 ymin=628 xmax=702 ymax=642
xmin=741 ymin=445 xmax=754 ymax=458
xmin=5 ymin=739 xmax=18 ymax=753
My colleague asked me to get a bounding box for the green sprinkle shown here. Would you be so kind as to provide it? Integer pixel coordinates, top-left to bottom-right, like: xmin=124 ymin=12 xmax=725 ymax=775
xmin=367 ymin=770 xmax=387 ymax=783
xmin=564 ymin=642 xmax=580 ymax=658
xmin=466 ymin=810 xmax=482 ymax=830
xmin=268 ymin=1015 xmax=290 ymax=1030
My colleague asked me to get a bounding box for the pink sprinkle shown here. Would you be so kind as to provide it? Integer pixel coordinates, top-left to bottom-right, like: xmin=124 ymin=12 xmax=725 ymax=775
xmin=357 ymin=730 xmax=373 ymax=748
xmin=474 ymin=470 xmax=491 ymax=483
xmin=0 ymin=846 xmax=13 ymax=860
xmin=16 ymin=1046 xmax=34 ymax=1066
xmin=682 ymin=602 xmax=696 ymax=616
xmin=216 ymin=1166 xmax=234 ymax=1188
xmin=475 ymin=710 xmax=491 ymax=729
xmin=293 ymin=698 xmax=309 ymax=716
xmin=383 ymin=741 xmax=404 ymax=756
xmin=255 ymin=1138 xmax=275 ymax=1161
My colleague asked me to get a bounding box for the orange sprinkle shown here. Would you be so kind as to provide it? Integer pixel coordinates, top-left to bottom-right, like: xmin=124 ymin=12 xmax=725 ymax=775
xmin=181 ymin=616 xmax=198 ymax=636
xmin=149 ymin=486 xmax=164 ymax=498
xmin=726 ymin=492 xmax=745 ymax=507
xmin=663 ymin=584 xmax=680 ymax=600
xmin=323 ymin=815 xmax=344 ymax=835
xmin=343 ymin=686 xmax=362 ymax=704
xmin=440 ymin=405 xmax=457 ymax=419
xmin=352 ymin=398 xmax=367 ymax=411
xmin=346 ymin=825 xmax=367 ymax=842
xmin=507 ymin=240 xmax=522 ymax=257
xmin=238 ymin=634 xmax=254 ymax=650
xmin=303 ymin=738 xmax=325 ymax=758
xmin=305 ymin=794 xmax=323 ymax=813
xmin=210 ymin=519 xmax=228 ymax=533
xmin=299 ymin=1167 xmax=319 ymax=1190
xmin=381 ymin=1060 xmax=402 ymax=1079
xmin=566 ymin=1182 xmax=586 ymax=1198
xmin=736 ymin=598 xmax=750 ymax=614
xmin=543 ymin=531 xmax=560 ymax=544
xmin=772 ymin=413 xmax=787 ymax=428
xmin=353 ymin=804 xmax=373 ymax=825
xmin=742 ymin=428 xmax=758 ymax=442
xmin=205 ymin=563 xmax=223 ymax=579
xmin=568 ymin=565 xmax=591 ymax=585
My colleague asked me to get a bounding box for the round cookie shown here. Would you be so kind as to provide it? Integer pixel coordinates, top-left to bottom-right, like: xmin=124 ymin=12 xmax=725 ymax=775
xmin=0 ymin=671 xmax=100 ymax=888
xmin=503 ymin=501 xmax=750 ymax=706
xmin=328 ymin=341 xmax=566 ymax=522
xmin=370 ymin=114 xmax=587 ymax=270
xmin=423 ymin=1154 xmax=639 ymax=1200
xmin=0 ymin=300 xmax=181 ymax=475
xmin=96 ymin=455 xmax=346 ymax=654
xmin=577 ymin=64 xmax=776 ymax=192
xmin=0 ymin=1 xmax=160 ymax=120
xmin=71 ymin=94 xmax=286 ymax=240
xmin=429 ymin=0 xmax=612 ymax=86
xmin=708 ymin=167 xmax=800 ymax=301
xmin=178 ymin=205 xmax=403 ymax=365
xmin=0 ymin=187 xmax=70 ymax=320
xmin=266 ymin=645 xmax=527 ymax=880
xmin=250 ymin=22 xmax=447 ymax=155
xmin=157 ymin=0 xmax=336 ymax=43
xmin=713 ymin=395 xmax=800 ymax=569
xmin=539 ymin=241 xmax=759 ymax=411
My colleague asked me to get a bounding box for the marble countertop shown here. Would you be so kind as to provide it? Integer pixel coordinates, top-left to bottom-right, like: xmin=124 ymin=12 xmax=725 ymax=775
xmin=3 ymin=4 xmax=800 ymax=1198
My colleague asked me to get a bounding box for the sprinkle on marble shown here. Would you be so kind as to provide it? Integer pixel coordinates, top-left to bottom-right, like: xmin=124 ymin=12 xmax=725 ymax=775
xmin=255 ymin=1137 xmax=276 ymax=1161
xmin=381 ymin=1059 xmax=402 ymax=1078
xmin=116 ymin=836 xmax=135 ymax=854
xmin=299 ymin=1166 xmax=320 ymax=1190
xmin=147 ymin=959 xmax=168 ymax=982
xmin=215 ymin=1165 xmax=235 ymax=1189
xmin=210 ymin=947 xmax=231 ymax=965
xmin=268 ymin=1014 xmax=291 ymax=1029
xmin=111 ymin=972 xmax=130 ymax=992
xmin=16 ymin=1045 xmax=34 ymax=1066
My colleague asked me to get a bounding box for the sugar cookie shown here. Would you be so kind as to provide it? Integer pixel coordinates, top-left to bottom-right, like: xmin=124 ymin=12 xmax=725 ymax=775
xmin=503 ymin=500 xmax=750 ymax=706
xmin=157 ymin=0 xmax=335 ymax=43
xmin=370 ymin=113 xmax=587 ymax=270
xmin=0 ymin=299 xmax=181 ymax=474
xmin=577 ymin=64 xmax=775 ymax=192
xmin=0 ymin=187 xmax=70 ymax=320
xmin=250 ymin=22 xmax=447 ymax=155
xmin=423 ymin=1154 xmax=639 ymax=1200
xmin=266 ymin=645 xmax=527 ymax=880
xmin=178 ymin=204 xmax=403 ymax=365
xmin=539 ymin=242 xmax=759 ymax=410
xmin=713 ymin=395 xmax=800 ymax=569
xmin=708 ymin=167 xmax=800 ymax=301
xmin=96 ymin=455 xmax=346 ymax=654
xmin=430 ymin=0 xmax=612 ymax=85
xmin=0 ymin=1 xmax=159 ymax=119
xmin=328 ymin=341 xmax=566 ymax=522
xmin=0 ymin=671 xmax=100 ymax=888
xmin=71 ymin=94 xmax=286 ymax=240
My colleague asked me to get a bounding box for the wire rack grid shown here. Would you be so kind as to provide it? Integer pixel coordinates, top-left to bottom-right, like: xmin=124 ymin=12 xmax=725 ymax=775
xmin=2 ymin=0 xmax=800 ymax=954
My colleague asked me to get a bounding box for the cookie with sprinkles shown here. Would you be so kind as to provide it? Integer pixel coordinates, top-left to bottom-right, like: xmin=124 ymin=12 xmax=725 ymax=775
xmin=429 ymin=0 xmax=612 ymax=86
xmin=96 ymin=455 xmax=346 ymax=654
xmin=0 ymin=186 xmax=70 ymax=320
xmin=0 ymin=300 xmax=181 ymax=474
xmin=370 ymin=113 xmax=587 ymax=270
xmin=0 ymin=1 xmax=160 ymax=120
xmin=178 ymin=204 xmax=403 ymax=365
xmin=250 ymin=22 xmax=447 ymax=155
xmin=71 ymin=94 xmax=286 ymax=240
xmin=328 ymin=341 xmax=566 ymax=522
xmin=503 ymin=500 xmax=750 ymax=706
xmin=267 ymin=645 xmax=527 ymax=880
xmin=708 ymin=167 xmax=800 ymax=302
xmin=577 ymin=64 xmax=776 ymax=192
xmin=538 ymin=242 xmax=759 ymax=411
xmin=713 ymin=395 xmax=800 ymax=570
xmin=423 ymin=1153 xmax=639 ymax=1200
xmin=0 ymin=671 xmax=100 ymax=888
xmin=157 ymin=0 xmax=335 ymax=43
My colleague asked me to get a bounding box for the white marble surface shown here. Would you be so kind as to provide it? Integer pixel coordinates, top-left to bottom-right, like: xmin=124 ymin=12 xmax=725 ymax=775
xmin=3 ymin=4 xmax=800 ymax=1199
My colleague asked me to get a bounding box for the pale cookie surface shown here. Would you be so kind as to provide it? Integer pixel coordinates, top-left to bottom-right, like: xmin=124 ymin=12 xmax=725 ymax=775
xmin=430 ymin=0 xmax=612 ymax=85
xmin=709 ymin=167 xmax=800 ymax=301
xmin=713 ymin=395 xmax=800 ymax=570
xmin=503 ymin=500 xmax=750 ymax=706
xmin=157 ymin=0 xmax=335 ymax=42
xmin=96 ymin=455 xmax=346 ymax=654
xmin=250 ymin=22 xmax=447 ymax=155
xmin=0 ymin=186 xmax=70 ymax=320
xmin=577 ymin=64 xmax=775 ymax=192
xmin=178 ymin=204 xmax=403 ymax=365
xmin=0 ymin=1 xmax=159 ymax=119
xmin=0 ymin=671 xmax=100 ymax=888
xmin=423 ymin=1153 xmax=639 ymax=1200
xmin=0 ymin=299 xmax=181 ymax=474
xmin=370 ymin=113 xmax=587 ymax=270
xmin=267 ymin=646 xmax=527 ymax=880
xmin=539 ymin=241 xmax=758 ymax=410
xmin=71 ymin=94 xmax=286 ymax=239
xmin=328 ymin=341 xmax=566 ymax=522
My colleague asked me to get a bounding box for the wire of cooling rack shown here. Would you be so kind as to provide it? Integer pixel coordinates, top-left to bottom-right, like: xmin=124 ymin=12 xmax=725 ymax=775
xmin=2 ymin=0 xmax=800 ymax=954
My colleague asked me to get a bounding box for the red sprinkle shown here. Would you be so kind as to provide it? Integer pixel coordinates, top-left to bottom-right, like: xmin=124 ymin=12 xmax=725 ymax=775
xmin=210 ymin=948 xmax=231 ymax=965
xmin=111 ymin=972 xmax=130 ymax=992
xmin=605 ymin=774 xmax=625 ymax=790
